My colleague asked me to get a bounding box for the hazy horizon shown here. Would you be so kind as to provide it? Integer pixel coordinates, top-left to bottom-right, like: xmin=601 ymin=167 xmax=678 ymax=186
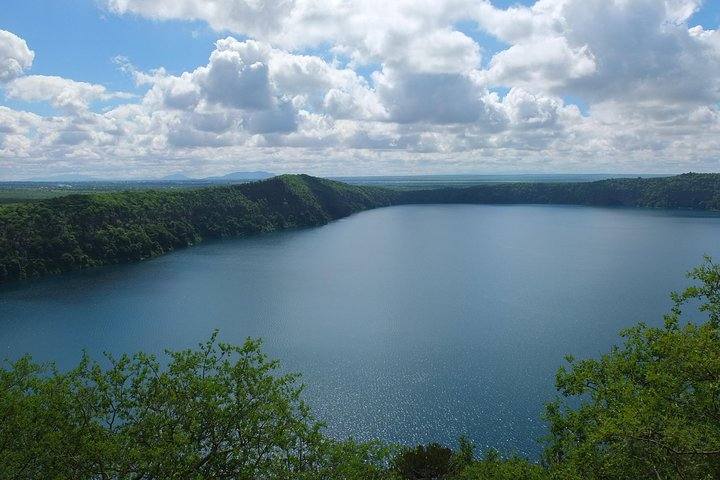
xmin=1 ymin=171 xmax=678 ymax=183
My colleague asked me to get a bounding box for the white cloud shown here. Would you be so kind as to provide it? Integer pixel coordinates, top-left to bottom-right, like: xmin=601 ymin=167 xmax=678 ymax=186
xmin=105 ymin=0 xmax=294 ymax=39
xmin=689 ymin=25 xmax=720 ymax=54
xmin=199 ymin=39 xmax=274 ymax=110
xmin=104 ymin=0 xmax=479 ymax=75
xmin=269 ymin=49 xmax=385 ymax=120
xmin=5 ymin=75 xmax=133 ymax=114
xmin=101 ymin=0 xmax=720 ymax=117
xmin=473 ymin=0 xmax=562 ymax=44
xmin=664 ymin=0 xmax=702 ymax=24
xmin=0 ymin=30 xmax=34 ymax=82
xmin=2 ymin=1 xmax=720 ymax=178
xmin=503 ymin=88 xmax=567 ymax=129
xmin=147 ymin=71 xmax=202 ymax=111
xmin=126 ymin=37 xmax=390 ymax=146
xmin=363 ymin=27 xmax=482 ymax=74
xmin=0 ymin=106 xmax=40 ymax=158
xmin=475 ymin=0 xmax=720 ymax=115
xmin=485 ymin=36 xmax=595 ymax=89
xmin=375 ymin=68 xmax=494 ymax=124
xmin=244 ymin=98 xmax=298 ymax=134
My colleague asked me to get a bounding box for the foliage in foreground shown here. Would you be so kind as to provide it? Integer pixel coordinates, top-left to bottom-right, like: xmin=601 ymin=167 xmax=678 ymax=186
xmin=543 ymin=257 xmax=720 ymax=479
xmin=0 ymin=335 xmax=395 ymax=479
xmin=2 ymin=258 xmax=720 ymax=479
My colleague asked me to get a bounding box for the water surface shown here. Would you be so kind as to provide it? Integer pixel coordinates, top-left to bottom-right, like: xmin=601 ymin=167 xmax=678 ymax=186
xmin=2 ymin=204 xmax=719 ymax=456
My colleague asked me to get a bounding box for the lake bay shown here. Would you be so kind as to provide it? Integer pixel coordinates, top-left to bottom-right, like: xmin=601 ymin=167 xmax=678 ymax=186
xmin=2 ymin=204 xmax=719 ymax=456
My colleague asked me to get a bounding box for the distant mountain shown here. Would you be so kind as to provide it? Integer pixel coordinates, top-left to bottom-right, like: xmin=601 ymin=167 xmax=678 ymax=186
xmin=204 ymin=171 xmax=274 ymax=181
xmin=160 ymin=174 xmax=192 ymax=181
xmin=21 ymin=172 xmax=275 ymax=182
xmin=24 ymin=174 xmax=102 ymax=182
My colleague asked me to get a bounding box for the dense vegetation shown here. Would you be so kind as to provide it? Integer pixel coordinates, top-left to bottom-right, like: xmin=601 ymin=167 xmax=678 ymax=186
xmin=2 ymin=173 xmax=719 ymax=283
xmin=542 ymin=258 xmax=720 ymax=479
xmin=401 ymin=172 xmax=720 ymax=209
xmin=0 ymin=175 xmax=398 ymax=282
xmin=2 ymin=259 xmax=719 ymax=479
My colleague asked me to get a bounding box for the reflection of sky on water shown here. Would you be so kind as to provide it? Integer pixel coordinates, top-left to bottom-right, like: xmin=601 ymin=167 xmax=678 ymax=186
xmin=2 ymin=205 xmax=719 ymax=457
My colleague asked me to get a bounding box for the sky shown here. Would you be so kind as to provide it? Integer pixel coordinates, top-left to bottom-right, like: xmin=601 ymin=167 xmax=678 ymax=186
xmin=1 ymin=0 xmax=720 ymax=179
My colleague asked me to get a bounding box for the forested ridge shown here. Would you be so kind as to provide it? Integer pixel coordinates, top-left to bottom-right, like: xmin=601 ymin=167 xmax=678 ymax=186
xmin=0 ymin=174 xmax=398 ymax=283
xmin=1 ymin=172 xmax=719 ymax=283
xmin=401 ymin=172 xmax=720 ymax=209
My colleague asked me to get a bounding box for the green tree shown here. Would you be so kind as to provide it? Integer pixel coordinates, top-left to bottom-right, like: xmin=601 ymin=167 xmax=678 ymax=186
xmin=0 ymin=333 xmax=395 ymax=479
xmin=543 ymin=257 xmax=720 ymax=479
xmin=393 ymin=443 xmax=455 ymax=479
xmin=454 ymin=449 xmax=548 ymax=480
xmin=319 ymin=438 xmax=399 ymax=480
xmin=4 ymin=257 xmax=720 ymax=479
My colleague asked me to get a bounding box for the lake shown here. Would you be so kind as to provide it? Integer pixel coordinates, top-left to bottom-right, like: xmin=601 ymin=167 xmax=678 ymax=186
xmin=1 ymin=204 xmax=719 ymax=456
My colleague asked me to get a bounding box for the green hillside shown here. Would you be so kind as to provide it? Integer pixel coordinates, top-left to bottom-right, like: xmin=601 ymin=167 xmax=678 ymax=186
xmin=398 ymin=173 xmax=720 ymax=209
xmin=1 ymin=173 xmax=719 ymax=283
xmin=0 ymin=175 xmax=398 ymax=283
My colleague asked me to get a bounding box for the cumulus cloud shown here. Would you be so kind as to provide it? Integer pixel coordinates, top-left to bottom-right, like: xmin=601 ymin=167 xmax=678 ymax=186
xmin=561 ymin=0 xmax=720 ymax=104
xmin=375 ymin=69 xmax=489 ymax=124
xmin=167 ymin=119 xmax=236 ymax=148
xmin=161 ymin=39 xmax=300 ymax=136
xmin=0 ymin=106 xmax=40 ymax=158
xmin=2 ymin=0 xmax=720 ymax=178
xmin=503 ymin=88 xmax=567 ymax=129
xmin=147 ymin=72 xmax=202 ymax=111
xmin=485 ymin=37 xmax=596 ymax=89
xmin=369 ymin=28 xmax=482 ymax=74
xmin=105 ymin=0 xmax=294 ymax=40
xmin=664 ymin=0 xmax=702 ymax=24
xmin=102 ymin=0 xmax=720 ymax=117
xmin=53 ymin=128 xmax=94 ymax=146
xmin=0 ymin=30 xmax=34 ymax=82
xmin=5 ymin=75 xmax=133 ymax=114
xmin=244 ymin=98 xmax=298 ymax=134
xmin=269 ymin=49 xmax=385 ymax=120
xmin=475 ymin=0 xmax=720 ymax=117
xmin=104 ymin=0 xmax=478 ymax=74
xmin=127 ymin=36 xmax=391 ymax=146
xmin=200 ymin=39 xmax=274 ymax=110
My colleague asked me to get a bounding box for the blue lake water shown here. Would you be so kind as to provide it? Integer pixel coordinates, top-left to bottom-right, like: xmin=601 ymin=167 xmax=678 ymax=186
xmin=1 ymin=204 xmax=720 ymax=456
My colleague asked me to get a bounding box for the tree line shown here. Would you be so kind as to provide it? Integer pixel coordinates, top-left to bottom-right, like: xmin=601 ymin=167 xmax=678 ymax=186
xmin=2 ymin=173 xmax=719 ymax=283
xmin=401 ymin=172 xmax=720 ymax=209
xmin=0 ymin=175 xmax=397 ymax=283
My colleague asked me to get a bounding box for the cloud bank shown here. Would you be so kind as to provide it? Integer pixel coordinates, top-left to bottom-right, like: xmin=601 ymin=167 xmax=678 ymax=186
xmin=1 ymin=0 xmax=719 ymax=178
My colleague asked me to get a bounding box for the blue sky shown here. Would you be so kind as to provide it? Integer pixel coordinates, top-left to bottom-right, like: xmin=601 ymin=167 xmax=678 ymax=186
xmin=1 ymin=0 xmax=720 ymax=179
xmin=3 ymin=1 xmax=218 ymax=104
